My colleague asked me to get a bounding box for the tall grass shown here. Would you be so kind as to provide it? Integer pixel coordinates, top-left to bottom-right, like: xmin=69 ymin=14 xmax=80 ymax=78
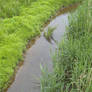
xmin=41 ymin=0 xmax=92 ymax=92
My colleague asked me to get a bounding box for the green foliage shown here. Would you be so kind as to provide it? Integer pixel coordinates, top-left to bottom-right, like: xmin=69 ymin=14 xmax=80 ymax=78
xmin=41 ymin=0 xmax=92 ymax=92
xmin=0 ymin=0 xmax=36 ymax=18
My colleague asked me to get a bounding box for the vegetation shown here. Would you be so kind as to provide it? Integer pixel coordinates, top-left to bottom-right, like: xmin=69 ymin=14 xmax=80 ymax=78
xmin=0 ymin=0 xmax=36 ymax=18
xmin=0 ymin=0 xmax=81 ymax=91
xmin=44 ymin=26 xmax=56 ymax=43
xmin=41 ymin=0 xmax=92 ymax=92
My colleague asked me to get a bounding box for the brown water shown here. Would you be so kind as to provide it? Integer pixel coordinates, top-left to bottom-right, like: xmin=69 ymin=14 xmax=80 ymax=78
xmin=7 ymin=4 xmax=78 ymax=92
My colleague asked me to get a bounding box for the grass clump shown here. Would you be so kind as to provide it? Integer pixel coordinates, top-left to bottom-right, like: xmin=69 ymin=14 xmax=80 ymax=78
xmin=41 ymin=0 xmax=92 ymax=92
xmin=44 ymin=26 xmax=56 ymax=43
xmin=0 ymin=0 xmax=81 ymax=91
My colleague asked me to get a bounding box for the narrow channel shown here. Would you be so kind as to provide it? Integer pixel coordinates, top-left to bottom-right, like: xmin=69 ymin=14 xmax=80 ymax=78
xmin=7 ymin=5 xmax=78 ymax=92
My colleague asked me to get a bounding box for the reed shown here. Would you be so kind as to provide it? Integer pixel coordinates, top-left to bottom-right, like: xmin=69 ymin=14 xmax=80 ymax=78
xmin=41 ymin=0 xmax=92 ymax=92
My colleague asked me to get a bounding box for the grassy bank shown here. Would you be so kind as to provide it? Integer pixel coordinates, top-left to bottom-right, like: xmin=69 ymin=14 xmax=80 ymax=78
xmin=0 ymin=0 xmax=37 ymax=18
xmin=0 ymin=0 xmax=81 ymax=91
xmin=41 ymin=0 xmax=92 ymax=92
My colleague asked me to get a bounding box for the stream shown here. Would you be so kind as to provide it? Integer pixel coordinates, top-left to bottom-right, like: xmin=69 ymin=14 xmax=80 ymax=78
xmin=7 ymin=4 xmax=78 ymax=92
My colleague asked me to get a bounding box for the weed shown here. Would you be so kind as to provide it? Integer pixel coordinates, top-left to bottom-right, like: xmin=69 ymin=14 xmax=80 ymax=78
xmin=40 ymin=0 xmax=92 ymax=92
xmin=44 ymin=26 xmax=57 ymax=43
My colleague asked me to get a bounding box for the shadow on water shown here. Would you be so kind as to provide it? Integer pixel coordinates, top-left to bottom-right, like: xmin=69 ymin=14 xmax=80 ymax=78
xmin=7 ymin=4 xmax=79 ymax=92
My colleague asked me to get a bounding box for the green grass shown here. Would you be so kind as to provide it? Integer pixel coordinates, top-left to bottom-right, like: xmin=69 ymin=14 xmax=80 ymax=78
xmin=0 ymin=0 xmax=81 ymax=91
xmin=40 ymin=0 xmax=92 ymax=92
xmin=0 ymin=0 xmax=36 ymax=18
